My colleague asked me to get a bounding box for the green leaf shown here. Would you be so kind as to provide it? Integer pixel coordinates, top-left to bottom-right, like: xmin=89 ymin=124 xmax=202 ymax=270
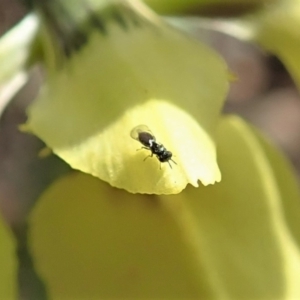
xmin=28 ymin=116 xmax=300 ymax=299
xmin=143 ymin=0 xmax=274 ymax=15
xmin=0 ymin=213 xmax=17 ymax=299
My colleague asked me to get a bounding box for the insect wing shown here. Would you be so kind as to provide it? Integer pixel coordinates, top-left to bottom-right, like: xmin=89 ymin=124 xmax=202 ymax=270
xmin=130 ymin=124 xmax=153 ymax=141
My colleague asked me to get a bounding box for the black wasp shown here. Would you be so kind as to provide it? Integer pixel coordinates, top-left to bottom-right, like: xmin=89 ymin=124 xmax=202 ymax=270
xmin=130 ymin=124 xmax=177 ymax=168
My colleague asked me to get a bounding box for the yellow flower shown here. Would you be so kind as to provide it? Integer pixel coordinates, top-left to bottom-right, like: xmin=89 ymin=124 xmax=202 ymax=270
xmin=1 ymin=0 xmax=300 ymax=298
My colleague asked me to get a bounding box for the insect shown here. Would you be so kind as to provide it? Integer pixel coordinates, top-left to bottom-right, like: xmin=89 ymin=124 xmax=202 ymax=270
xmin=130 ymin=124 xmax=177 ymax=169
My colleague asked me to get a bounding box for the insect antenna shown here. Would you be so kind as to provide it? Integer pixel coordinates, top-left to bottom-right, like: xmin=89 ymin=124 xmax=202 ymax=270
xmin=136 ymin=146 xmax=149 ymax=152
xmin=167 ymin=158 xmax=177 ymax=169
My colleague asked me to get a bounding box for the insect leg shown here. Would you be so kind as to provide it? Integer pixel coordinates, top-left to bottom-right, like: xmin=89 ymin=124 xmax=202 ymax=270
xmin=136 ymin=146 xmax=150 ymax=152
xmin=143 ymin=155 xmax=152 ymax=161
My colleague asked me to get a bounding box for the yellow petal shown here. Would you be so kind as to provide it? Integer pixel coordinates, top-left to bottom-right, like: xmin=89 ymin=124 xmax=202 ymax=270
xmin=174 ymin=115 xmax=300 ymax=298
xmin=249 ymin=0 xmax=300 ymax=90
xmin=252 ymin=124 xmax=300 ymax=249
xmin=25 ymin=1 xmax=229 ymax=194
xmin=57 ymin=100 xmax=220 ymax=194
xmin=29 ymin=173 xmax=215 ymax=299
